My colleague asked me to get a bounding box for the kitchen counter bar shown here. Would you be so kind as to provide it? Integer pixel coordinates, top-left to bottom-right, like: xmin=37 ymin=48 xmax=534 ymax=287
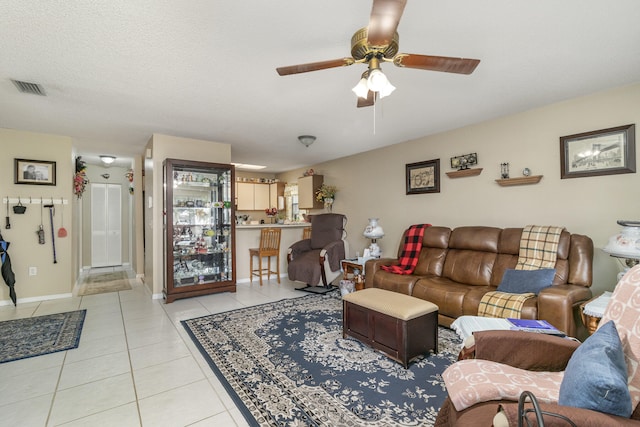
xmin=236 ymin=224 xmax=310 ymax=282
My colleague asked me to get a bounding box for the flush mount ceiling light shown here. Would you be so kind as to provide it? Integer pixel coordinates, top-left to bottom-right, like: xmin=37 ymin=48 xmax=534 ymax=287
xmin=232 ymin=163 xmax=267 ymax=170
xmin=298 ymin=135 xmax=316 ymax=148
xmin=100 ymin=155 xmax=116 ymax=165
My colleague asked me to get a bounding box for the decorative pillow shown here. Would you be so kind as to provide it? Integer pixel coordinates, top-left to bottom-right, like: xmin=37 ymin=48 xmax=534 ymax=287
xmin=558 ymin=321 xmax=632 ymax=418
xmin=496 ymin=268 xmax=555 ymax=295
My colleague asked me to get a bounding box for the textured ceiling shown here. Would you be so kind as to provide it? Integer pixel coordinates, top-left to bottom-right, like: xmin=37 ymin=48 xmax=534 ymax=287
xmin=1 ymin=0 xmax=639 ymax=172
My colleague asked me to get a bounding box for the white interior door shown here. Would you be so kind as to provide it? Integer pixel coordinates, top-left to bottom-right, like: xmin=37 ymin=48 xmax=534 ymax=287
xmin=91 ymin=183 xmax=122 ymax=267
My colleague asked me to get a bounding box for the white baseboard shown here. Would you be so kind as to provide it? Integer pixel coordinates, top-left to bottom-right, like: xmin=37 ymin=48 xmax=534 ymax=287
xmin=0 ymin=293 xmax=74 ymax=306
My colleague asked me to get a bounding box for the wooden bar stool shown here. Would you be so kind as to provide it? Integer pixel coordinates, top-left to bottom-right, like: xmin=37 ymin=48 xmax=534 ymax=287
xmin=249 ymin=228 xmax=282 ymax=286
xmin=302 ymin=227 xmax=312 ymax=240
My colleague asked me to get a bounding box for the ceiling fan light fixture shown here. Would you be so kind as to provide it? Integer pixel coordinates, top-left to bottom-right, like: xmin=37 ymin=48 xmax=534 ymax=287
xmin=367 ymin=68 xmax=391 ymax=93
xmin=378 ymin=81 xmax=396 ymax=99
xmin=298 ymin=135 xmax=316 ymax=148
xmin=352 ymin=77 xmax=369 ymax=99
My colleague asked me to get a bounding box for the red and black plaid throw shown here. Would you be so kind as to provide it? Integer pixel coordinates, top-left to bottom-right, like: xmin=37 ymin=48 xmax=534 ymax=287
xmin=380 ymin=224 xmax=430 ymax=275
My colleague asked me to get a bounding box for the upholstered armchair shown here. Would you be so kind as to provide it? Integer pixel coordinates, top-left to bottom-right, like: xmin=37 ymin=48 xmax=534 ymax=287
xmin=287 ymin=213 xmax=348 ymax=292
xmin=435 ymin=265 xmax=640 ymax=427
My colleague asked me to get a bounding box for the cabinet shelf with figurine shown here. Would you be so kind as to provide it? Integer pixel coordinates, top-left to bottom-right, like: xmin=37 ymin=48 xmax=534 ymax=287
xmin=164 ymin=159 xmax=236 ymax=303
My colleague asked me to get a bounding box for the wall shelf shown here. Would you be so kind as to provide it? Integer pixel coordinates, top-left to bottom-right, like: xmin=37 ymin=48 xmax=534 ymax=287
xmin=446 ymin=168 xmax=483 ymax=178
xmin=495 ymin=175 xmax=543 ymax=186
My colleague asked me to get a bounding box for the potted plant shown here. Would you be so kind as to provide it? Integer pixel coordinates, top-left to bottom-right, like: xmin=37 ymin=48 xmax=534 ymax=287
xmin=315 ymin=184 xmax=338 ymax=212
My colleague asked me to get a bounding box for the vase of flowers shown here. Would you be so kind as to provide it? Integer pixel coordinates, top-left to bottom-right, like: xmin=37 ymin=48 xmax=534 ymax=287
xmin=315 ymin=184 xmax=337 ymax=212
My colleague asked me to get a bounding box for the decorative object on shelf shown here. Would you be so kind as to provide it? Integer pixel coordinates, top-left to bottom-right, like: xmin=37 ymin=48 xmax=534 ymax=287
xmin=298 ymin=135 xmax=316 ymax=148
xmin=265 ymin=207 xmax=278 ymax=223
xmin=14 ymin=158 xmax=56 ymax=186
xmin=303 ymin=168 xmax=315 ymax=176
xmin=450 ymin=153 xmax=477 ymax=170
xmin=363 ymin=218 xmax=384 ymax=258
xmin=500 ymin=162 xmax=509 ymax=179
xmin=406 ymin=159 xmax=440 ymax=195
xmin=73 ymin=156 xmax=88 ymax=198
xmin=603 ymin=220 xmax=640 ymax=281
xmin=446 ymin=168 xmax=483 ymax=179
xmin=99 ymin=155 xmax=116 ymax=165
xmin=560 ymin=124 xmax=636 ymax=179
xmin=315 ymin=184 xmax=337 ymax=212
xmin=522 ymin=167 xmax=531 ymax=176
xmin=495 ymin=175 xmax=543 ymax=186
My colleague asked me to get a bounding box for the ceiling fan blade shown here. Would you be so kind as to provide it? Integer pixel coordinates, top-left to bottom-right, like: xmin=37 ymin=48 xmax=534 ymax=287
xmin=357 ymin=91 xmax=376 ymax=108
xmin=276 ymin=58 xmax=355 ymax=76
xmin=367 ymin=0 xmax=407 ymax=47
xmin=394 ymin=54 xmax=480 ymax=74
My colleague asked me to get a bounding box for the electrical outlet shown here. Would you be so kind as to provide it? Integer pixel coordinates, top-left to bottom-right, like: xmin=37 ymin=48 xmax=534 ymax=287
xmin=29 ymin=267 xmax=37 ymax=276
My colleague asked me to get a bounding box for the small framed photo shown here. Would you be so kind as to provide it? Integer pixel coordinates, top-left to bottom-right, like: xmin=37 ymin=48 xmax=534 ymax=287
xmin=560 ymin=124 xmax=635 ymax=179
xmin=406 ymin=159 xmax=440 ymax=194
xmin=14 ymin=159 xmax=57 ymax=185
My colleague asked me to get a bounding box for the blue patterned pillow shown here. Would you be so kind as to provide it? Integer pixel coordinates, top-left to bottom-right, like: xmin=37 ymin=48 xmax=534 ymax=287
xmin=496 ymin=269 xmax=555 ymax=295
xmin=559 ymin=321 xmax=632 ymax=417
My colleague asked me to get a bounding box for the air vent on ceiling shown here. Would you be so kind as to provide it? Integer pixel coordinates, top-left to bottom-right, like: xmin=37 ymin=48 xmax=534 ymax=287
xmin=12 ymin=79 xmax=46 ymax=96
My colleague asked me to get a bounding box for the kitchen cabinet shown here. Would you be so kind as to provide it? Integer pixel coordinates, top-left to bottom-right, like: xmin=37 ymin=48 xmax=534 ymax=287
xmin=270 ymin=182 xmax=285 ymax=209
xmin=298 ymin=175 xmax=323 ymax=209
xmin=235 ymin=182 xmax=270 ymax=210
xmin=163 ymin=159 xmax=236 ymax=303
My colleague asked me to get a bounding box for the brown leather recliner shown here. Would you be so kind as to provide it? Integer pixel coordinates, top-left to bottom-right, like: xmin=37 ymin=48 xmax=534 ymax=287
xmin=366 ymin=226 xmax=594 ymax=338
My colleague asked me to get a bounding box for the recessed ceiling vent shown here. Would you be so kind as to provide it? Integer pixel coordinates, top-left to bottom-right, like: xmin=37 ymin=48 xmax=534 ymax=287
xmin=11 ymin=79 xmax=46 ymax=96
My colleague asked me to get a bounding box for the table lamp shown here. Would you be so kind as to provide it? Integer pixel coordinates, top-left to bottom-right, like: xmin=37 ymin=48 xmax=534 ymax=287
xmin=603 ymin=220 xmax=640 ymax=281
xmin=363 ymin=218 xmax=384 ymax=258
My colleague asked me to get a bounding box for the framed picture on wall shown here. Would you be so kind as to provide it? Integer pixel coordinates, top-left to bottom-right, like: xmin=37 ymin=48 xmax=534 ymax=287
xmin=406 ymin=159 xmax=440 ymax=194
xmin=14 ymin=158 xmax=57 ymax=185
xmin=560 ymin=124 xmax=636 ymax=179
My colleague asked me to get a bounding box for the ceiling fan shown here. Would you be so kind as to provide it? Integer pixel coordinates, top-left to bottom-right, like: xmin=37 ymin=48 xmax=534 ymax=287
xmin=276 ymin=0 xmax=480 ymax=108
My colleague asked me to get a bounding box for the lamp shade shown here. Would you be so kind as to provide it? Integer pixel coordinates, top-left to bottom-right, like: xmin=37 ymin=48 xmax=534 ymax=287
xmin=604 ymin=222 xmax=640 ymax=259
xmin=363 ymin=218 xmax=384 ymax=240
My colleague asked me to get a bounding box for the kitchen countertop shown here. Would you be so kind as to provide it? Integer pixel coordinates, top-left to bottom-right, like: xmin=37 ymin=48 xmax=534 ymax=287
xmin=236 ymin=223 xmax=310 ymax=229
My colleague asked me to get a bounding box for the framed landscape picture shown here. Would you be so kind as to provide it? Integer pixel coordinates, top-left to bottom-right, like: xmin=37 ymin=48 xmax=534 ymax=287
xmin=14 ymin=158 xmax=57 ymax=185
xmin=406 ymin=159 xmax=440 ymax=194
xmin=560 ymin=124 xmax=635 ymax=179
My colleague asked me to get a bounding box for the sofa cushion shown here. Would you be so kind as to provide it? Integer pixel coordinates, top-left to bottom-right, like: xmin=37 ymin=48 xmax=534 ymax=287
xmin=559 ymin=320 xmax=632 ymax=418
xmin=497 ymin=269 xmax=556 ymax=295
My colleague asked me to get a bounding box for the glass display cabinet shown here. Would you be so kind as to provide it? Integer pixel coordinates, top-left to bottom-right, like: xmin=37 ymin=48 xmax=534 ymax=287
xmin=163 ymin=159 xmax=236 ymax=303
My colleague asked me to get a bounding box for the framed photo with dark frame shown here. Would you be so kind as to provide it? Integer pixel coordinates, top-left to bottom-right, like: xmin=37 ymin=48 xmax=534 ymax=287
xmin=14 ymin=158 xmax=57 ymax=185
xmin=560 ymin=124 xmax=635 ymax=179
xmin=406 ymin=159 xmax=440 ymax=194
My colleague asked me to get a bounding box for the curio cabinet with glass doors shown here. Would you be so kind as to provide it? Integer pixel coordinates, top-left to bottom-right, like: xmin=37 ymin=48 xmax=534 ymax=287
xmin=163 ymin=159 xmax=236 ymax=303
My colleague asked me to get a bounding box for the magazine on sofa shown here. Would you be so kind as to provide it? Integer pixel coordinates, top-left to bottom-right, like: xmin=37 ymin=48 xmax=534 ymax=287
xmin=507 ymin=318 xmax=566 ymax=336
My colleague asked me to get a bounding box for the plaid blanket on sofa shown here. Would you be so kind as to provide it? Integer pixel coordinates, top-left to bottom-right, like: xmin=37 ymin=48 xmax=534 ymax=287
xmin=477 ymin=291 xmax=535 ymax=319
xmin=380 ymin=224 xmax=430 ymax=275
xmin=516 ymin=225 xmax=565 ymax=270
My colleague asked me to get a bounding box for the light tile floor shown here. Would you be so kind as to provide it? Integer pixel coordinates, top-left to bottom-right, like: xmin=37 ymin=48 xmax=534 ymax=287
xmin=0 ymin=267 xmax=307 ymax=426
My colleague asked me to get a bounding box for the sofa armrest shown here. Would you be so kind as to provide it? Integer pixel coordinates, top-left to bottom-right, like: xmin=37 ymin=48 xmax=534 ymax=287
xmin=473 ymin=330 xmax=580 ymax=371
xmin=537 ymin=284 xmax=592 ymax=338
xmin=364 ymin=257 xmax=399 ymax=288
xmin=500 ymin=401 xmax=640 ymax=426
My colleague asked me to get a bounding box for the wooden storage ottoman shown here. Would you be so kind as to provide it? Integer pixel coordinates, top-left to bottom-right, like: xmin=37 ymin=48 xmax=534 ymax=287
xmin=342 ymin=288 xmax=439 ymax=368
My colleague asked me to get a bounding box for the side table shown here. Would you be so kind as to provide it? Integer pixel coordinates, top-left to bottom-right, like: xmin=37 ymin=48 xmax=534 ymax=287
xmin=341 ymin=259 xmax=365 ymax=279
xmin=580 ymin=292 xmax=612 ymax=335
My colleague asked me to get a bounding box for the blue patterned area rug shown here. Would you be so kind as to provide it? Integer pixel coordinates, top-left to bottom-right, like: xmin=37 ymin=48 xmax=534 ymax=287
xmin=182 ymin=292 xmax=461 ymax=426
xmin=0 ymin=310 xmax=86 ymax=364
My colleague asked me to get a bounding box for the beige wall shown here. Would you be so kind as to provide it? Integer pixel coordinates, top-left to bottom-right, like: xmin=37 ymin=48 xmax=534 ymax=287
xmin=0 ymin=128 xmax=74 ymax=303
xmin=144 ymin=134 xmax=232 ymax=297
xmin=278 ymin=83 xmax=640 ymax=296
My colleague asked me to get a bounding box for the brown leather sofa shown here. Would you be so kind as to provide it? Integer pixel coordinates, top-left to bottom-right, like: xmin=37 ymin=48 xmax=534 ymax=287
xmin=364 ymin=226 xmax=594 ymax=338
